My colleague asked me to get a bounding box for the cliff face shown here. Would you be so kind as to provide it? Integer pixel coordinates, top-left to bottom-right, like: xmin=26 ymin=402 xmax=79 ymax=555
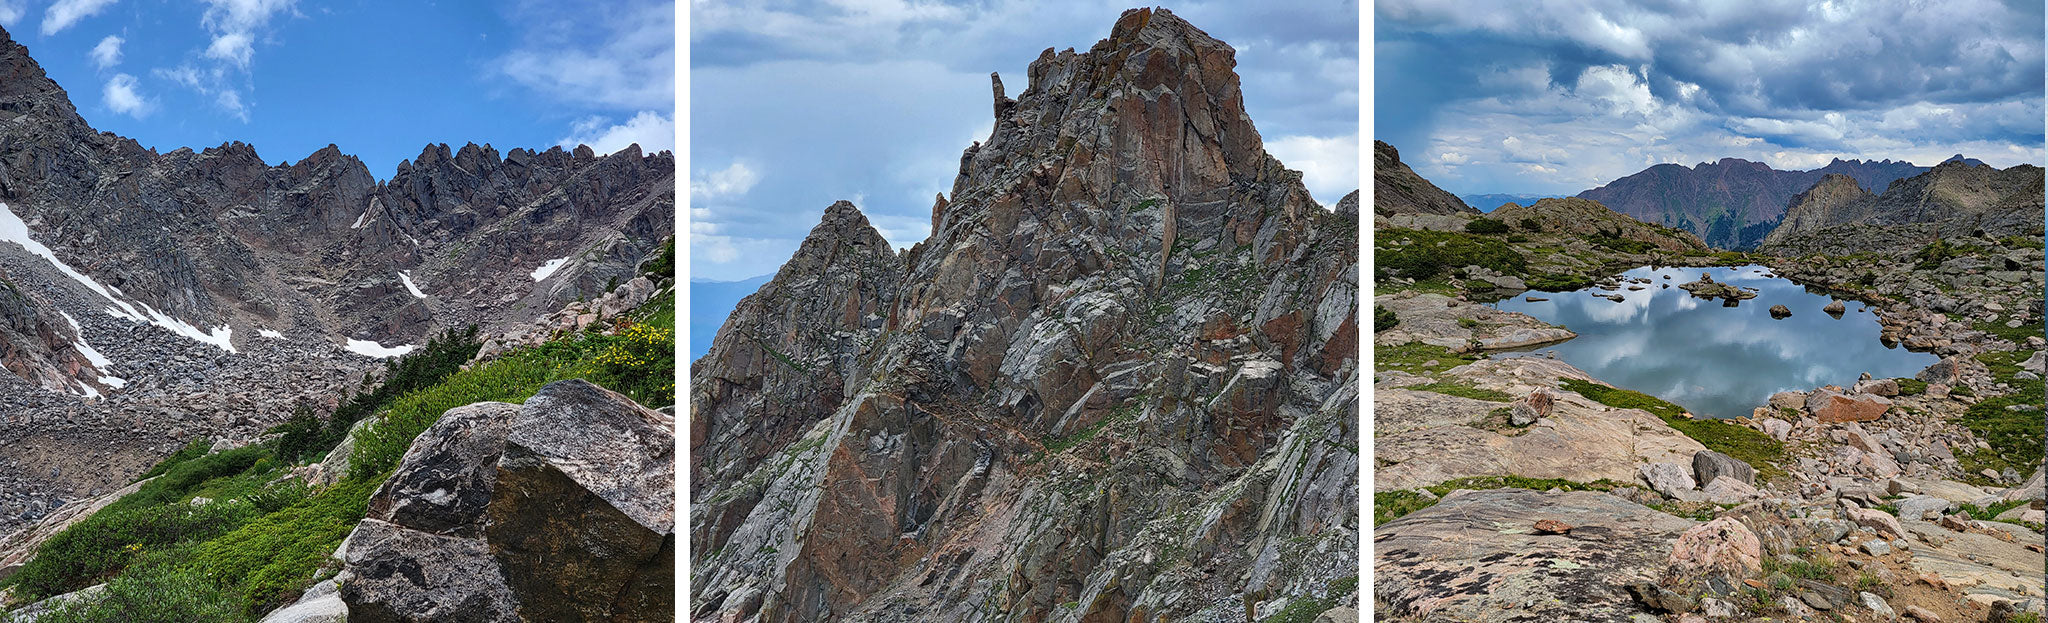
xmin=691 ymin=8 xmax=1358 ymax=622
xmin=1758 ymin=173 xmax=1874 ymax=248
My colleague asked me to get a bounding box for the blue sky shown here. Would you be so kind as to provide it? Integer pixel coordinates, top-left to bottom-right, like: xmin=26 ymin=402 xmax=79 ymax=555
xmin=1377 ymin=0 xmax=2046 ymax=197
xmin=689 ymin=0 xmax=1360 ymax=282
xmin=0 ymin=0 xmax=673 ymax=176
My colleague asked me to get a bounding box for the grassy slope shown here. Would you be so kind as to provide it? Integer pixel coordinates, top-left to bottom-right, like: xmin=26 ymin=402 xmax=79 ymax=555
xmin=3 ymin=252 xmax=676 ymax=621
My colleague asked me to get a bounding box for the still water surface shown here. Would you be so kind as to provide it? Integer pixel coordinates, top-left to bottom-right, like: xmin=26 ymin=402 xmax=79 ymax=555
xmin=1491 ymin=265 xmax=1938 ymax=419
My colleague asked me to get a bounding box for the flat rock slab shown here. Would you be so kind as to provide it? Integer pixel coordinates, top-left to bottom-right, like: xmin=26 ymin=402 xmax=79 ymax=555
xmin=1375 ymin=489 xmax=1697 ymax=622
xmin=1376 ymin=359 xmax=1705 ymax=491
xmin=1903 ymin=519 xmax=2046 ymax=602
xmin=1374 ymin=293 xmax=1575 ymax=352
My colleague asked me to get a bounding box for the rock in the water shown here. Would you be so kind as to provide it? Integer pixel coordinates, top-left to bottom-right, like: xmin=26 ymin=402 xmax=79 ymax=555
xmin=1770 ymin=304 xmax=1792 ymax=318
xmin=1824 ymin=300 xmax=1846 ymax=316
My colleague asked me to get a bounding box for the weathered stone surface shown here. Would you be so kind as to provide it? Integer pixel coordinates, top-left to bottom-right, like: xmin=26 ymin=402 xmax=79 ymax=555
xmin=1693 ymin=450 xmax=1756 ymax=487
xmin=1377 ymin=489 xmax=1698 ymax=622
xmin=1701 ymin=476 xmax=1759 ymax=505
xmin=343 ymin=381 xmax=674 ymax=622
xmin=1807 ymin=390 xmax=1891 ymax=423
xmin=1639 ymin=462 xmax=1698 ymax=499
xmin=1668 ymin=517 xmax=1763 ymax=578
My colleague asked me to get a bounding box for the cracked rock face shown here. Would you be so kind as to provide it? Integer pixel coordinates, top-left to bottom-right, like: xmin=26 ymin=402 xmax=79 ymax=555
xmin=339 ymin=380 xmax=675 ymax=623
xmin=690 ymin=8 xmax=1358 ymax=623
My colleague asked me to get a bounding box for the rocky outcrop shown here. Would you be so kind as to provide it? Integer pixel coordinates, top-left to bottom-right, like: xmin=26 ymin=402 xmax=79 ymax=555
xmin=1374 ymin=140 xmax=1477 ymax=217
xmin=1759 ymin=173 xmax=1875 ymax=248
xmin=337 ymin=380 xmax=674 ymax=622
xmin=1490 ymin=198 xmax=1710 ymax=252
xmin=1760 ymin=161 xmax=2045 ymax=256
xmin=691 ymin=9 xmax=1357 ymax=622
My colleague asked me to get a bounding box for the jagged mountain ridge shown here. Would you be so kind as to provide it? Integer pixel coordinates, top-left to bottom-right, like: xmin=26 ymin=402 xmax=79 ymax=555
xmin=1577 ymin=156 xmax=1942 ymax=249
xmin=1760 ymin=159 xmax=2046 ymax=255
xmin=0 ymin=25 xmax=672 ymax=359
xmin=693 ymin=8 xmax=1357 ymax=622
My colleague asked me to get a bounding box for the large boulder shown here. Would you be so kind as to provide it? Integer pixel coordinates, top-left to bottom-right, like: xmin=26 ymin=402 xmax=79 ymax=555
xmin=1668 ymin=517 xmax=1763 ymax=578
xmin=340 ymin=380 xmax=674 ymax=622
xmin=1693 ymin=450 xmax=1755 ymax=487
xmin=1805 ymin=389 xmax=1890 ymax=423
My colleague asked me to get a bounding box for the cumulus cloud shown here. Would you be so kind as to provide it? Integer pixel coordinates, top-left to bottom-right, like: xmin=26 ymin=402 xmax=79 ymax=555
xmin=89 ymin=35 xmax=122 ymax=69
xmin=557 ymin=111 xmax=673 ymax=156
xmin=1267 ymin=133 xmax=1361 ymax=207
xmin=692 ymin=161 xmax=760 ymax=200
xmin=101 ymin=73 xmax=149 ymax=118
xmin=41 ymin=0 xmax=117 ymax=35
xmin=1380 ymin=0 xmax=2045 ymax=195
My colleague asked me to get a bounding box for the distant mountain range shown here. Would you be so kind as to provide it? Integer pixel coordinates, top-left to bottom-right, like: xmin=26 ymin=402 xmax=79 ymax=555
xmin=687 ymin=274 xmax=770 ymax=360
xmin=1576 ymin=155 xmax=1985 ymax=250
xmin=1457 ymin=193 xmax=1570 ymax=212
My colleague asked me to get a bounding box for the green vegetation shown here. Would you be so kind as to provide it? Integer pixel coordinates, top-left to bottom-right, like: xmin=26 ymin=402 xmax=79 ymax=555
xmin=1762 ymin=548 xmax=1838 ymax=581
xmin=1463 ymin=219 xmax=1509 ymax=235
xmin=1 ymin=289 xmax=677 ymax=618
xmin=1588 ymin=232 xmax=1654 ymax=254
xmin=1375 ymin=228 xmax=1526 ymax=282
xmin=1262 ymin=594 xmax=1335 ymax=623
xmin=1409 ymin=380 xmax=1513 ymax=402
xmin=1375 ymin=342 xmax=1479 ymax=377
xmin=1373 ymin=305 xmax=1398 ymax=333
xmin=1974 ymin=316 xmax=2045 ymax=344
xmin=1955 ymin=350 xmax=2045 ymax=481
xmin=1526 ymin=272 xmax=1595 ymax=292
xmin=1560 ymin=379 xmax=1785 ymax=482
xmin=1517 ymin=218 xmax=1543 ymax=232
xmin=1896 ymin=378 xmax=1927 ymax=396
xmin=1374 ymin=475 xmax=1627 ymax=525
xmin=1912 ymin=238 xmax=1983 ymax=270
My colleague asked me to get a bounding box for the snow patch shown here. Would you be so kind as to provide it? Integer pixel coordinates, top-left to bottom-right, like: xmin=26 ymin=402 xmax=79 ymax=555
xmin=530 ymin=256 xmax=571 ymax=281
xmin=398 ymin=271 xmax=428 ymax=299
xmin=257 ymin=329 xmax=283 ymax=338
xmin=351 ymin=212 xmax=367 ymax=229
xmin=0 ymin=202 xmax=236 ymax=353
xmin=344 ymin=339 xmax=415 ymax=358
xmin=58 ymin=311 xmax=126 ymax=391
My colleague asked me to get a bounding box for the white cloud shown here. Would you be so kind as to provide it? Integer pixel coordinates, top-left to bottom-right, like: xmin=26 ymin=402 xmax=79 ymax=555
xmin=1265 ymin=132 xmax=1360 ymax=207
xmin=0 ymin=1 xmax=22 ymax=26
xmin=204 ymin=31 xmax=254 ymax=67
xmin=101 ymin=73 xmax=149 ymax=118
xmin=89 ymin=35 xmax=122 ymax=69
xmin=498 ymin=1 xmax=672 ymax=110
xmin=41 ymin=0 xmax=116 ymax=35
xmin=692 ymin=161 xmax=760 ymax=200
xmin=557 ymin=111 xmax=673 ymax=156
xmin=216 ymin=89 xmax=247 ymax=121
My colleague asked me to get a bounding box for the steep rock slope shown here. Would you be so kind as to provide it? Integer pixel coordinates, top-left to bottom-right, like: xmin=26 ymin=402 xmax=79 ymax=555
xmin=1373 ymin=140 xmax=1476 ymax=217
xmin=1578 ymin=157 xmax=1931 ymax=249
xmin=692 ymin=9 xmax=1357 ymax=622
xmin=1760 ymin=161 xmax=2045 ymax=256
xmin=1758 ymin=173 xmax=1875 ymax=248
xmin=1490 ymin=197 xmax=1709 ymax=252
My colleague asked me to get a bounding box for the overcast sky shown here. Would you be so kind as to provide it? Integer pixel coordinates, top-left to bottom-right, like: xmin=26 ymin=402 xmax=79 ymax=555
xmin=1 ymin=0 xmax=672 ymax=176
xmin=1377 ymin=0 xmax=2046 ymax=196
xmin=690 ymin=0 xmax=1360 ymax=281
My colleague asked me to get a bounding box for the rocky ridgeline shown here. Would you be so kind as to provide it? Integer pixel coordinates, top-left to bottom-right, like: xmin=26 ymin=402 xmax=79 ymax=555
xmin=693 ymin=9 xmax=1358 ymax=622
xmin=0 ymin=23 xmax=673 ymax=554
xmin=1374 ymin=143 xmax=2046 ymax=620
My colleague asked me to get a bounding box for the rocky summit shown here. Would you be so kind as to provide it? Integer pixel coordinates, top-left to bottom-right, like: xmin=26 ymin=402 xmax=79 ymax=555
xmin=1375 ymin=140 xmax=2044 ymax=621
xmin=692 ymin=9 xmax=1357 ymax=622
xmin=0 ymin=22 xmax=672 ymax=546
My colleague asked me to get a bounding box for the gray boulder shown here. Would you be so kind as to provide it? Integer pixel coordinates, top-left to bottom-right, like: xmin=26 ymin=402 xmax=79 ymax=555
xmin=1693 ymin=450 xmax=1756 ymax=487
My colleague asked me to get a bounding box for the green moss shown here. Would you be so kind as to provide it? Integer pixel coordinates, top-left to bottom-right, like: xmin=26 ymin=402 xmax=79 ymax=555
xmin=1375 ymin=475 xmax=1628 ymax=525
xmin=1560 ymin=379 xmax=1786 ymax=482
xmin=1974 ymin=317 xmax=2045 ymax=344
xmin=1464 ymin=219 xmax=1510 ymax=234
xmin=1896 ymin=378 xmax=1927 ymax=396
xmin=1409 ymin=381 xmax=1513 ymax=402
xmin=1375 ymin=342 xmax=1480 ymax=377
xmin=15 ymin=544 xmax=254 ymax=623
xmin=1262 ymin=594 xmax=1334 ymax=623
xmin=1955 ymin=351 xmax=2046 ymax=476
